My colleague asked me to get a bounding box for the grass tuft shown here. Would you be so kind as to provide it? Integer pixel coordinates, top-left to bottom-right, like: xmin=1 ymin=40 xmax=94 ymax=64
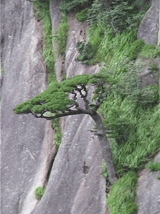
xmin=108 ymin=171 xmax=138 ymax=214
xmin=33 ymin=0 xmax=56 ymax=82
xmin=146 ymin=161 xmax=160 ymax=171
xmin=54 ymin=15 xmax=69 ymax=56
xmin=101 ymin=73 xmax=160 ymax=174
xmin=139 ymin=43 xmax=160 ymax=58
xmin=52 ymin=118 xmax=62 ymax=148
xmin=76 ymin=8 xmax=89 ymax=22
xmin=35 ymin=186 xmax=45 ymax=200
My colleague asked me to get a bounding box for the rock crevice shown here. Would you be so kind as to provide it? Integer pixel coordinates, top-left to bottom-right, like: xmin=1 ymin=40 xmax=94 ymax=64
xmin=1 ymin=0 xmax=160 ymax=213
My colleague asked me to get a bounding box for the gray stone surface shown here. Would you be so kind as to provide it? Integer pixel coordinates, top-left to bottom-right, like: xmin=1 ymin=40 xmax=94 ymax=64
xmin=137 ymin=56 xmax=160 ymax=213
xmin=31 ymin=4 xmax=107 ymax=214
xmin=50 ymin=0 xmax=64 ymax=82
xmin=1 ymin=1 xmax=54 ymax=213
xmin=2 ymin=0 xmax=160 ymax=213
xmin=32 ymin=115 xmax=107 ymax=214
xmin=137 ymin=1 xmax=160 ymax=213
xmin=136 ymin=58 xmax=159 ymax=86
xmin=138 ymin=0 xmax=159 ymax=44
xmin=1 ymin=0 xmax=106 ymax=213
xmin=137 ymin=153 xmax=160 ymax=214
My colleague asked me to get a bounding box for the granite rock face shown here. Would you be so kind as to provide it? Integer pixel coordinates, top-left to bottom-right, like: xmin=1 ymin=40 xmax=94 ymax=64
xmin=1 ymin=0 xmax=106 ymax=213
xmin=137 ymin=1 xmax=160 ymax=213
xmin=32 ymin=114 xmax=107 ymax=214
xmin=1 ymin=0 xmax=160 ymax=213
xmin=137 ymin=153 xmax=160 ymax=214
xmin=1 ymin=1 xmax=54 ymax=213
xmin=137 ymin=0 xmax=159 ymax=44
xmin=31 ymin=1 xmax=107 ymax=213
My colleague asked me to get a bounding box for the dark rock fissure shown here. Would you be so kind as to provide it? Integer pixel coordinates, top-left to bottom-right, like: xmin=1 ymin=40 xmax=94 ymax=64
xmin=1 ymin=0 xmax=160 ymax=213
xmin=44 ymin=149 xmax=57 ymax=186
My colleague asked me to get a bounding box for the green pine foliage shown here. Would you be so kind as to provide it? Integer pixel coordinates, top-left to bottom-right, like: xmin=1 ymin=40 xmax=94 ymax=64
xmin=14 ymin=75 xmax=92 ymax=114
xmin=15 ymin=1 xmax=160 ymax=213
xmin=14 ymin=82 xmax=73 ymax=114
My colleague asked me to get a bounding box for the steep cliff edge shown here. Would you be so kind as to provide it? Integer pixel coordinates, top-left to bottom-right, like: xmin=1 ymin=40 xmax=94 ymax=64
xmin=31 ymin=1 xmax=107 ymax=214
xmin=137 ymin=1 xmax=160 ymax=213
xmin=1 ymin=0 xmax=160 ymax=214
xmin=1 ymin=0 xmax=106 ymax=213
xmin=1 ymin=1 xmax=55 ymax=213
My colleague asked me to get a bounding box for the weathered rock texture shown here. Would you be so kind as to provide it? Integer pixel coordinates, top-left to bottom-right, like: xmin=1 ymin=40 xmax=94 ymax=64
xmin=138 ymin=0 xmax=159 ymax=44
xmin=137 ymin=1 xmax=160 ymax=213
xmin=1 ymin=1 xmax=55 ymax=213
xmin=1 ymin=0 xmax=160 ymax=213
xmin=137 ymin=153 xmax=160 ymax=214
xmin=1 ymin=0 xmax=106 ymax=213
xmin=31 ymin=1 xmax=107 ymax=213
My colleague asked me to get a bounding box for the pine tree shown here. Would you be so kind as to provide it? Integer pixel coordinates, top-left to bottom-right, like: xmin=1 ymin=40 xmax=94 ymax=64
xmin=14 ymin=73 xmax=117 ymax=184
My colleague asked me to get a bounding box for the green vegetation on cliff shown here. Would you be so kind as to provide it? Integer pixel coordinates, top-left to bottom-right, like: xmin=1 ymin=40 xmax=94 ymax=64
xmin=35 ymin=186 xmax=45 ymax=200
xmin=54 ymin=14 xmax=69 ymax=56
xmin=108 ymin=171 xmax=138 ymax=214
xmin=146 ymin=161 xmax=160 ymax=171
xmin=33 ymin=0 xmax=55 ymax=82
xmin=33 ymin=0 xmax=62 ymax=151
xmin=61 ymin=0 xmax=160 ymax=212
xmin=14 ymin=73 xmax=119 ymax=183
xmin=15 ymin=0 xmax=160 ymax=213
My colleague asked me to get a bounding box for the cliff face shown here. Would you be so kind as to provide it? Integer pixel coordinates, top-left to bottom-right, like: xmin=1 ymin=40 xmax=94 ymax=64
xmin=31 ymin=1 xmax=107 ymax=214
xmin=138 ymin=0 xmax=159 ymax=44
xmin=1 ymin=0 xmax=160 ymax=214
xmin=1 ymin=1 xmax=55 ymax=213
xmin=137 ymin=1 xmax=160 ymax=214
xmin=1 ymin=1 xmax=106 ymax=213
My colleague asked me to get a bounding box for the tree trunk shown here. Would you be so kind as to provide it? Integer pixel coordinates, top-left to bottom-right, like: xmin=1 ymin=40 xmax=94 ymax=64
xmin=91 ymin=112 xmax=117 ymax=184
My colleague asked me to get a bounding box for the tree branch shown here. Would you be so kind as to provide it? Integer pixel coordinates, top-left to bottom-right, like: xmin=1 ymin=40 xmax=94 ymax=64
xmin=30 ymin=108 xmax=93 ymax=120
xmin=74 ymin=84 xmax=90 ymax=110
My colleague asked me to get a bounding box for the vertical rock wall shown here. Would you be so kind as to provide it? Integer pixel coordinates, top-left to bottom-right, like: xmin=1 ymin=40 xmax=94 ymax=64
xmin=1 ymin=0 xmax=159 ymax=213
xmin=137 ymin=1 xmax=160 ymax=213
xmin=1 ymin=0 xmax=107 ymax=213
xmin=31 ymin=1 xmax=107 ymax=214
xmin=138 ymin=0 xmax=159 ymax=44
xmin=1 ymin=1 xmax=54 ymax=213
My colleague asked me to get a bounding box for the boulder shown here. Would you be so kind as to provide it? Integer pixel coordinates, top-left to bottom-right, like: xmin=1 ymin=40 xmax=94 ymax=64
xmin=138 ymin=0 xmax=159 ymax=44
